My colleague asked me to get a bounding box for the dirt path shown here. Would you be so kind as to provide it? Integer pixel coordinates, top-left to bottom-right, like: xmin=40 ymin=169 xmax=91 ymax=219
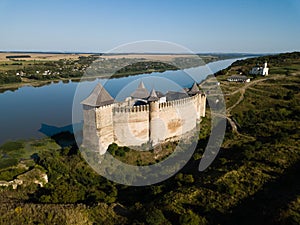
xmin=215 ymin=77 xmax=278 ymax=133
xmin=226 ymin=77 xmax=269 ymax=96
xmin=222 ymin=75 xmax=286 ymax=133
xmin=226 ymin=89 xmax=245 ymax=113
xmin=223 ymin=78 xmax=268 ymax=133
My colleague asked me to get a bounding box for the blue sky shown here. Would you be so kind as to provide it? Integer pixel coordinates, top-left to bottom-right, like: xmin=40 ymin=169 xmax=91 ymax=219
xmin=0 ymin=0 xmax=300 ymax=53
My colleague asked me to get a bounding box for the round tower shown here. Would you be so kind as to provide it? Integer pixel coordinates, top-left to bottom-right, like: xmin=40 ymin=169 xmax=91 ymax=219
xmin=149 ymin=101 xmax=160 ymax=146
xmin=200 ymin=93 xmax=206 ymax=117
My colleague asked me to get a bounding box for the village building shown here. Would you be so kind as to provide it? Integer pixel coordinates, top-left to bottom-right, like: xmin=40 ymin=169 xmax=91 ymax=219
xmin=227 ymin=75 xmax=251 ymax=83
xmin=250 ymin=62 xmax=269 ymax=76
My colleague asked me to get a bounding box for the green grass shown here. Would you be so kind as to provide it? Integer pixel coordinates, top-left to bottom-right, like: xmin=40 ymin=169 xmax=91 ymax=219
xmin=0 ymin=166 xmax=28 ymax=181
xmin=0 ymin=60 xmax=53 ymax=72
xmin=0 ymin=138 xmax=60 ymax=182
xmin=108 ymin=142 xmax=178 ymax=166
xmin=220 ymin=81 xmax=245 ymax=94
xmin=0 ymin=141 xmax=24 ymax=153
xmin=278 ymin=196 xmax=300 ymax=224
xmin=225 ymin=92 xmax=241 ymax=108
xmin=0 ymin=158 xmax=18 ymax=169
xmin=0 ymin=138 xmax=60 ymax=172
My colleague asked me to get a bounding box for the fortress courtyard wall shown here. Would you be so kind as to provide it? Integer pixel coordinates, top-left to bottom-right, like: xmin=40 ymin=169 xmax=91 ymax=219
xmin=83 ymin=93 xmax=205 ymax=154
xmin=113 ymin=104 xmax=150 ymax=146
xmin=155 ymin=96 xmax=198 ymax=143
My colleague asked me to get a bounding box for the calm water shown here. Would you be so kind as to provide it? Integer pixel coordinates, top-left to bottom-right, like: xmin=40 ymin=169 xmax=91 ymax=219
xmin=0 ymin=58 xmax=244 ymax=144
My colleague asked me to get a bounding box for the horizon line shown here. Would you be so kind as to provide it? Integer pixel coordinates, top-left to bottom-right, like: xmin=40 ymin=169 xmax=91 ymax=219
xmin=0 ymin=50 xmax=288 ymax=55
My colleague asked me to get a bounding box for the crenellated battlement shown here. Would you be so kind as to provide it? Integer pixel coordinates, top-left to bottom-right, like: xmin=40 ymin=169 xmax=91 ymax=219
xmin=113 ymin=104 xmax=150 ymax=113
xmin=96 ymin=103 xmax=114 ymax=110
xmin=82 ymin=82 xmax=206 ymax=154
xmin=159 ymin=94 xmax=198 ymax=109
xmin=111 ymin=93 xmax=200 ymax=113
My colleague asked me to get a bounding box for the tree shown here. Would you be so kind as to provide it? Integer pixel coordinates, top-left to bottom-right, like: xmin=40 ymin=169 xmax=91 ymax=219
xmin=145 ymin=207 xmax=168 ymax=225
xmin=179 ymin=210 xmax=206 ymax=225
xmin=107 ymin=143 xmax=118 ymax=156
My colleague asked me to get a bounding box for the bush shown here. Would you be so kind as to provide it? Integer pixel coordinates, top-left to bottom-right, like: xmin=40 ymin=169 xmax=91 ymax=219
xmin=107 ymin=143 xmax=118 ymax=156
xmin=0 ymin=75 xmax=21 ymax=84
xmin=179 ymin=210 xmax=206 ymax=225
xmin=175 ymin=173 xmax=194 ymax=184
xmin=145 ymin=207 xmax=168 ymax=225
xmin=115 ymin=148 xmax=125 ymax=157
xmin=0 ymin=158 xmax=18 ymax=170
xmin=0 ymin=167 xmax=28 ymax=181
xmin=0 ymin=141 xmax=24 ymax=153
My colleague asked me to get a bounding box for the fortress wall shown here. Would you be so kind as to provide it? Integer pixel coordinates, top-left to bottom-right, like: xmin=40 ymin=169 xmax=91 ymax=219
xmin=189 ymin=94 xmax=201 ymax=119
xmin=84 ymin=93 xmax=206 ymax=153
xmin=82 ymin=105 xmax=102 ymax=153
xmin=156 ymin=96 xmax=198 ymax=142
xmin=199 ymin=94 xmax=206 ymax=117
xmin=159 ymin=94 xmax=199 ymax=110
xmin=113 ymin=104 xmax=149 ymax=113
xmin=95 ymin=105 xmax=114 ymax=154
xmin=113 ymin=105 xmax=150 ymax=146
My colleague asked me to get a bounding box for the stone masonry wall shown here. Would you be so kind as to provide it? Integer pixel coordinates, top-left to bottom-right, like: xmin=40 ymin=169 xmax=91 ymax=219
xmin=113 ymin=105 xmax=150 ymax=146
xmin=83 ymin=93 xmax=206 ymax=154
xmin=155 ymin=95 xmax=198 ymax=143
xmin=95 ymin=105 xmax=114 ymax=154
xmin=82 ymin=105 xmax=102 ymax=153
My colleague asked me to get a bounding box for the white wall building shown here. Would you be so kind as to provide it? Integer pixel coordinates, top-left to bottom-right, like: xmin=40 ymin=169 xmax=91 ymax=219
xmin=227 ymin=75 xmax=250 ymax=83
xmin=250 ymin=62 xmax=269 ymax=76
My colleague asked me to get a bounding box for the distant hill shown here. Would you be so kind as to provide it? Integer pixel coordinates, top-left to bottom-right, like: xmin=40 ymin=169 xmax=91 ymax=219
xmin=231 ymin=51 xmax=300 ymax=67
xmin=216 ymin=51 xmax=300 ymax=76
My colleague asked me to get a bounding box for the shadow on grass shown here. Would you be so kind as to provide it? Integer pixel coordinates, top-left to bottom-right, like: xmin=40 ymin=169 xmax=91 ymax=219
xmin=220 ymin=159 xmax=300 ymax=225
xmin=38 ymin=123 xmax=80 ymax=148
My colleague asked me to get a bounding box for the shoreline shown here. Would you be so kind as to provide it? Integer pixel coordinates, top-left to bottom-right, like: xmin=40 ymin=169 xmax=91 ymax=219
xmin=0 ymin=56 xmax=241 ymax=144
xmin=0 ymin=58 xmax=233 ymax=92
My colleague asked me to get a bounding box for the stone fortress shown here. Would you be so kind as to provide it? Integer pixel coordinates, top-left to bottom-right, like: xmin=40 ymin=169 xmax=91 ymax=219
xmin=81 ymin=81 xmax=206 ymax=154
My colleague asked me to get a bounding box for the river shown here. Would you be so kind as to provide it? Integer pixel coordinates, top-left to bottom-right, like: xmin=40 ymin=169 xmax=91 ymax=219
xmin=0 ymin=58 xmax=244 ymax=144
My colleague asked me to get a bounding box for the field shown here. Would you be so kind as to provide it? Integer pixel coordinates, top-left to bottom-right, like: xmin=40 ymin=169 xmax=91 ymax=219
xmin=0 ymin=52 xmax=216 ymax=65
xmin=0 ymin=53 xmax=92 ymax=62
xmin=101 ymin=53 xmax=217 ymax=62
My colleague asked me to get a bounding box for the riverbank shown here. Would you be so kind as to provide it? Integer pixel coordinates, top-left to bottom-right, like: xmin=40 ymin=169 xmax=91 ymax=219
xmin=0 ymin=53 xmax=257 ymax=92
xmin=0 ymin=53 xmax=213 ymax=87
xmin=0 ymin=57 xmax=247 ymax=145
xmin=0 ymin=67 xmax=180 ymax=93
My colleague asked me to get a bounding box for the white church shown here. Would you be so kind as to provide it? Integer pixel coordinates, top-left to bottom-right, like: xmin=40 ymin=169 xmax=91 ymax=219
xmin=250 ymin=62 xmax=269 ymax=76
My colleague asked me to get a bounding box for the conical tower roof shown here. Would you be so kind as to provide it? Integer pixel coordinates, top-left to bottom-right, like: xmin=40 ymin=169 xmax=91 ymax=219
xmin=81 ymin=83 xmax=114 ymax=107
xmin=155 ymin=91 xmax=165 ymax=98
xmin=138 ymin=81 xmax=146 ymax=89
xmin=147 ymin=88 xmax=159 ymax=102
xmin=131 ymin=81 xmax=150 ymax=99
xmin=188 ymin=82 xmax=200 ymax=95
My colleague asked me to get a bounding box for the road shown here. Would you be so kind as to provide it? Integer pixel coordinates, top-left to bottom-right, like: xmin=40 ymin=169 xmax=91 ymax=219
xmin=211 ymin=76 xmax=282 ymax=133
